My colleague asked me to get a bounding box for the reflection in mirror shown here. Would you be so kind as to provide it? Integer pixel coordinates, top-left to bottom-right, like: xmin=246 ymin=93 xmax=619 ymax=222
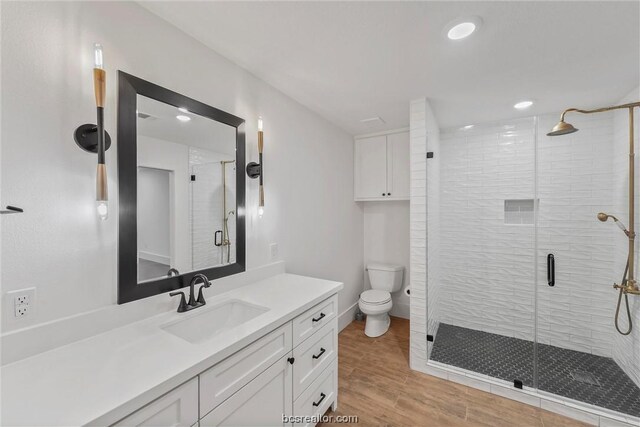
xmin=136 ymin=95 xmax=237 ymax=283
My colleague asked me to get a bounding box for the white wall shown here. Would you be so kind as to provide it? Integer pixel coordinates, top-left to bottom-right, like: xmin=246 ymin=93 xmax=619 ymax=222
xmin=138 ymin=135 xmax=192 ymax=274
xmin=0 ymin=2 xmax=363 ymax=335
xmin=612 ymin=86 xmax=640 ymax=387
xmin=137 ymin=167 xmax=171 ymax=264
xmin=363 ymin=201 xmax=410 ymax=318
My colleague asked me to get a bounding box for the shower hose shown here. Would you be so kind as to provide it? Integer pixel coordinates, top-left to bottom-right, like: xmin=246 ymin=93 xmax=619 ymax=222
xmin=615 ymin=257 xmax=633 ymax=335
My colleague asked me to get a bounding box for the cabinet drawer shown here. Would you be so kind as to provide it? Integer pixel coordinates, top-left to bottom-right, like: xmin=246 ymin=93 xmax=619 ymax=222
xmin=293 ymin=295 xmax=337 ymax=346
xmin=200 ymin=322 xmax=292 ymax=416
xmin=293 ymin=361 xmax=337 ymax=427
xmin=200 ymin=355 xmax=293 ymax=427
xmin=114 ymin=378 xmax=198 ymax=427
xmin=293 ymin=318 xmax=337 ymax=398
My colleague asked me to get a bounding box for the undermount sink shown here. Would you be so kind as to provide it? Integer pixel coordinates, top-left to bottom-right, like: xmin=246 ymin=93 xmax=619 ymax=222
xmin=161 ymin=299 xmax=269 ymax=343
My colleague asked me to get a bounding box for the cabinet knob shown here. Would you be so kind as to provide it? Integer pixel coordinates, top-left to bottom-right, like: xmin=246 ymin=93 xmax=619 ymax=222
xmin=387 ymin=193 xmax=391 ymax=196
xmin=382 ymin=193 xmax=385 ymax=196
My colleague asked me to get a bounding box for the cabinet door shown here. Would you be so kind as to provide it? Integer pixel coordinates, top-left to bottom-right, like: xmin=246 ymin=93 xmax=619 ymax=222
xmin=386 ymin=131 xmax=410 ymax=199
xmin=200 ymin=323 xmax=291 ymax=415
xmin=114 ymin=378 xmax=198 ymax=427
xmin=354 ymin=135 xmax=388 ymax=199
xmin=200 ymin=355 xmax=293 ymax=427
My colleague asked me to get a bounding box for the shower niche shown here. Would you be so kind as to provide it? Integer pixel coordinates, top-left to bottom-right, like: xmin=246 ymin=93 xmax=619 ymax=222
xmin=425 ymin=114 xmax=640 ymax=421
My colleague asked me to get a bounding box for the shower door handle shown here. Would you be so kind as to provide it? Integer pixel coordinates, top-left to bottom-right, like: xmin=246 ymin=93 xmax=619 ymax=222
xmin=214 ymin=230 xmax=222 ymax=247
xmin=547 ymin=254 xmax=555 ymax=287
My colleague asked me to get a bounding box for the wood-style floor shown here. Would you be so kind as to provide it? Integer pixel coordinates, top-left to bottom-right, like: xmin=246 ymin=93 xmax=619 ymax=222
xmin=320 ymin=317 xmax=590 ymax=427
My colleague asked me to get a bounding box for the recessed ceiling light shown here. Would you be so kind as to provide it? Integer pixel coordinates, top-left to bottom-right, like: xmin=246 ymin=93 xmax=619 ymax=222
xmin=444 ymin=16 xmax=482 ymax=40
xmin=514 ymin=100 xmax=533 ymax=110
xmin=178 ymin=107 xmax=189 ymax=113
xmin=462 ymin=124 xmax=474 ymax=130
xmin=176 ymin=115 xmax=191 ymax=122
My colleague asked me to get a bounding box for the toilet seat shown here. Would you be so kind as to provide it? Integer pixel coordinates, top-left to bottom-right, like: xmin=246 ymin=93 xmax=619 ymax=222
xmin=360 ymin=290 xmax=391 ymax=305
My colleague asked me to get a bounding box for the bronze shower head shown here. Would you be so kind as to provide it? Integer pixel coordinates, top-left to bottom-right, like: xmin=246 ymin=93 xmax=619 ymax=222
xmin=547 ymin=120 xmax=579 ymax=136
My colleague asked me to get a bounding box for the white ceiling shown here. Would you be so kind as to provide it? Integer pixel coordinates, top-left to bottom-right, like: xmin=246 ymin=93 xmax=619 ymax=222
xmin=137 ymin=95 xmax=236 ymax=155
xmin=141 ymin=1 xmax=640 ymax=135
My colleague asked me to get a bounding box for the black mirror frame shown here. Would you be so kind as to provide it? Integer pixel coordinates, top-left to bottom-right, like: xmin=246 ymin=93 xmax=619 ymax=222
xmin=117 ymin=71 xmax=246 ymax=304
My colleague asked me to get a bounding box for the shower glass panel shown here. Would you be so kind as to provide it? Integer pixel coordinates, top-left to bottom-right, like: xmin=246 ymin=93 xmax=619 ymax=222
xmin=537 ymin=112 xmax=640 ymax=418
xmin=190 ymin=149 xmax=237 ymax=270
xmin=426 ymin=111 xmax=640 ymax=421
xmin=427 ymin=118 xmax=537 ymax=388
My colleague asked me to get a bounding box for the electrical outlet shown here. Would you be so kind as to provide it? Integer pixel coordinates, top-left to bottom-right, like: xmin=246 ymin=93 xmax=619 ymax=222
xmin=15 ymin=304 xmax=30 ymax=318
xmin=7 ymin=287 xmax=36 ymax=321
xmin=269 ymin=243 xmax=279 ymax=261
xmin=16 ymin=294 xmax=29 ymax=305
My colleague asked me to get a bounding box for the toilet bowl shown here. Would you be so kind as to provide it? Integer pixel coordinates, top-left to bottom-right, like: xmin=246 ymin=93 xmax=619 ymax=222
xmin=359 ymin=263 xmax=404 ymax=337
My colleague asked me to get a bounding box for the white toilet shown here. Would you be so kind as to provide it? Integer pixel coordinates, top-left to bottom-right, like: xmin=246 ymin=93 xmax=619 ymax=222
xmin=359 ymin=263 xmax=404 ymax=337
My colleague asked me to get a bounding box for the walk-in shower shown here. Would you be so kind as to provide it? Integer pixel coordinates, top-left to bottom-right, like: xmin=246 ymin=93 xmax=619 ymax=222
xmin=426 ymin=107 xmax=640 ymax=421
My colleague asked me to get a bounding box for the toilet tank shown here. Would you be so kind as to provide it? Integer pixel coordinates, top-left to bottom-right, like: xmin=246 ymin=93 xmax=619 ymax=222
xmin=367 ymin=263 xmax=404 ymax=293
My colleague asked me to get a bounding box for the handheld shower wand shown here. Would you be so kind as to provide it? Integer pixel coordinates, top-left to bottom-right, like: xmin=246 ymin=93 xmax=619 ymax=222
xmin=597 ymin=212 xmax=630 ymax=235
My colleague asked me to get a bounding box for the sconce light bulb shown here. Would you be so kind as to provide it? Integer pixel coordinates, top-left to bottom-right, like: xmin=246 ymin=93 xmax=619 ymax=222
xmin=96 ymin=200 xmax=108 ymax=221
xmin=258 ymin=116 xmax=263 ymax=132
xmin=258 ymin=206 xmax=264 ymax=218
xmin=93 ymin=43 xmax=104 ymax=69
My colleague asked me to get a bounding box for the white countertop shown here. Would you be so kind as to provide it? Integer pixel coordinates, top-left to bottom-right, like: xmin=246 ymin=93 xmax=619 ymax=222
xmin=1 ymin=273 xmax=343 ymax=426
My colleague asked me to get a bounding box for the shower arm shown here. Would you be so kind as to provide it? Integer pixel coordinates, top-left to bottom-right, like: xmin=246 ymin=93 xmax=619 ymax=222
xmin=558 ymin=102 xmax=640 ymax=120
xmin=560 ymin=102 xmax=640 ymax=294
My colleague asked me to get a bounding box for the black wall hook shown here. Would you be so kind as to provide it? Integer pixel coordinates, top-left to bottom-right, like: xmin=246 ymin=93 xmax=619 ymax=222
xmin=0 ymin=205 xmax=23 ymax=215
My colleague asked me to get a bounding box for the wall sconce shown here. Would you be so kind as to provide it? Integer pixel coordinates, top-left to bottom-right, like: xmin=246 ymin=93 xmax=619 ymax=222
xmin=73 ymin=43 xmax=111 ymax=220
xmin=246 ymin=117 xmax=264 ymax=217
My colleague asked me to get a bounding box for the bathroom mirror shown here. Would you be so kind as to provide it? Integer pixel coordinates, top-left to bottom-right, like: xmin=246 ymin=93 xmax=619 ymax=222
xmin=118 ymin=72 xmax=245 ymax=304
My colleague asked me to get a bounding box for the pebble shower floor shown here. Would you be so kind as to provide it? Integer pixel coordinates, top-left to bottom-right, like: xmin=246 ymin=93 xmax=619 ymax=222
xmin=431 ymin=323 xmax=640 ymax=417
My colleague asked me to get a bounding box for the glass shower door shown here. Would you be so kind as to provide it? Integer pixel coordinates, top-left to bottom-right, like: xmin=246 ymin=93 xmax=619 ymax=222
xmin=427 ymin=118 xmax=537 ymax=390
xmin=536 ymin=111 xmax=640 ymax=418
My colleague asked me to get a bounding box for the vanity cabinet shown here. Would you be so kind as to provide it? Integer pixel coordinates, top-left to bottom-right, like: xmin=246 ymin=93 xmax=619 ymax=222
xmin=198 ymin=295 xmax=338 ymax=426
xmin=354 ymin=129 xmax=409 ymax=201
xmin=116 ymin=294 xmax=339 ymax=427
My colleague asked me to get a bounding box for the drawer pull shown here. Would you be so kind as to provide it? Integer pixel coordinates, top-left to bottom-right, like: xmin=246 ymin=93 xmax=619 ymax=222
xmin=312 ymin=347 xmax=326 ymax=360
xmin=312 ymin=313 xmax=326 ymax=323
xmin=312 ymin=392 xmax=327 ymax=407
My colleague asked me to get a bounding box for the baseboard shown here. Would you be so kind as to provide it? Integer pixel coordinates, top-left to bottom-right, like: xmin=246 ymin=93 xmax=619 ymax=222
xmin=138 ymin=251 xmax=170 ymax=265
xmin=390 ymin=302 xmax=410 ymax=319
xmin=338 ymin=301 xmax=359 ymax=332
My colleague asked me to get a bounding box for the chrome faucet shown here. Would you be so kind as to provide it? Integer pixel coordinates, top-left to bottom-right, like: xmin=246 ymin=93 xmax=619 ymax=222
xmin=169 ymin=273 xmax=211 ymax=313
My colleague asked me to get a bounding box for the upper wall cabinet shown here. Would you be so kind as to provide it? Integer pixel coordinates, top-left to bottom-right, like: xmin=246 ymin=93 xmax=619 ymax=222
xmin=354 ymin=130 xmax=409 ymax=201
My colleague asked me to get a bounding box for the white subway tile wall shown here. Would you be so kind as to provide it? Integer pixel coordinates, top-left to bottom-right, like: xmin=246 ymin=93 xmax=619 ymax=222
xmin=409 ymin=98 xmax=430 ymax=369
xmin=437 ymin=118 xmax=537 ymax=342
